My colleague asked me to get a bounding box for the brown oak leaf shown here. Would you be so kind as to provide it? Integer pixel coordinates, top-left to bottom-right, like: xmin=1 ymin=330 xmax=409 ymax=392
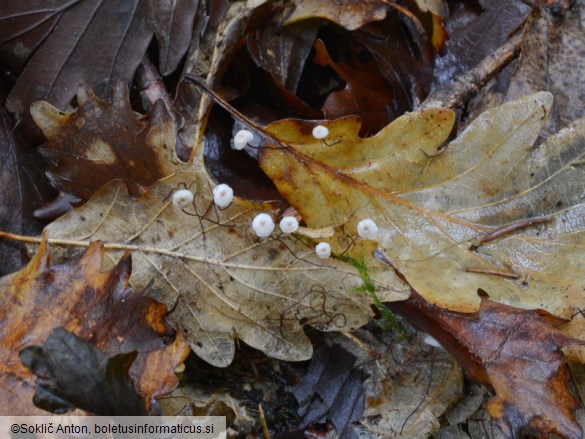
xmin=390 ymin=292 xmax=585 ymax=439
xmin=0 ymin=234 xmax=189 ymax=415
xmin=30 ymin=83 xmax=186 ymax=200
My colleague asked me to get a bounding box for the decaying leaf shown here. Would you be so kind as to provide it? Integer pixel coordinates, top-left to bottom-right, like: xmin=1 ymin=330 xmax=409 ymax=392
xmin=43 ymin=169 xmax=408 ymax=367
xmin=312 ymin=39 xmax=396 ymax=136
xmin=258 ymin=92 xmax=585 ymax=329
xmin=346 ymin=329 xmax=462 ymax=439
xmin=433 ymin=0 xmax=532 ymax=85
xmin=390 ymin=292 xmax=585 ymax=439
xmin=0 ymin=236 xmax=189 ymax=414
xmin=505 ymin=5 xmax=585 ymax=132
xmin=20 ymin=328 xmax=146 ymax=415
xmin=290 ymin=343 xmax=366 ymax=439
xmin=1 ymin=0 xmax=204 ymax=138
xmin=0 ymin=109 xmax=53 ymax=275
xmin=31 ymin=84 xmax=185 ymax=199
xmin=284 ymin=0 xmax=389 ymax=31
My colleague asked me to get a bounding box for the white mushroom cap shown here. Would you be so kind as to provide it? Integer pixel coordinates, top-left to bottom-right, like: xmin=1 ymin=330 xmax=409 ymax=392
xmin=233 ymin=129 xmax=254 ymax=150
xmin=315 ymin=242 xmax=332 ymax=259
xmin=279 ymin=216 xmax=299 ymax=234
xmin=312 ymin=125 xmax=329 ymax=139
xmin=172 ymin=189 xmax=194 ymax=208
xmin=213 ymin=183 xmax=234 ymax=208
xmin=252 ymin=213 xmax=275 ymax=238
xmin=357 ymin=218 xmax=378 ymax=240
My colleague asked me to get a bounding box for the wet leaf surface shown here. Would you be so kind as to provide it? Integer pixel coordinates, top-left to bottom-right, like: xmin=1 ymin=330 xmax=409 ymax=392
xmin=3 ymin=0 xmax=153 ymax=138
xmin=433 ymin=0 xmax=532 ymax=85
xmin=391 ymin=292 xmax=585 ymax=439
xmin=284 ymin=0 xmax=389 ymax=31
xmin=0 ymin=236 xmax=189 ymax=414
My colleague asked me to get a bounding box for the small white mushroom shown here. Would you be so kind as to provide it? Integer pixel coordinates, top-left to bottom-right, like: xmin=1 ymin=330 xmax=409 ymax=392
xmin=252 ymin=213 xmax=275 ymax=238
xmin=213 ymin=183 xmax=234 ymax=208
xmin=172 ymin=189 xmax=194 ymax=208
xmin=315 ymin=242 xmax=332 ymax=259
xmin=279 ymin=216 xmax=299 ymax=234
xmin=357 ymin=218 xmax=378 ymax=240
xmin=233 ymin=129 xmax=254 ymax=150
xmin=312 ymin=125 xmax=329 ymax=139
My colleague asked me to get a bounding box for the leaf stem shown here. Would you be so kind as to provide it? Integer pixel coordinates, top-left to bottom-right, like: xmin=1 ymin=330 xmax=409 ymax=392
xmin=0 ymin=230 xmax=336 ymax=272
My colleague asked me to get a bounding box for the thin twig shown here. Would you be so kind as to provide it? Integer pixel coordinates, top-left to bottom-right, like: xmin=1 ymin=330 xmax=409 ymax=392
xmin=258 ymin=404 xmax=271 ymax=439
xmin=421 ymin=31 xmax=524 ymax=110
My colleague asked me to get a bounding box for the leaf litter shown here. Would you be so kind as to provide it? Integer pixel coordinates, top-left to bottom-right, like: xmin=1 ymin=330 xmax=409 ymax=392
xmin=1 ymin=0 xmax=582 ymax=434
xmin=42 ymin=167 xmax=407 ymax=367
xmin=0 ymin=235 xmax=189 ymax=414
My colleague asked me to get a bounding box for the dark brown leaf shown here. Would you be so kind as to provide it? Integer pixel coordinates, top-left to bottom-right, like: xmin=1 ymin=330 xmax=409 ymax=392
xmin=153 ymin=0 xmax=200 ymax=76
xmin=4 ymin=0 xmax=153 ymax=138
xmin=390 ymin=292 xmax=585 ymax=439
xmin=0 ymin=235 xmax=190 ymax=414
xmin=20 ymin=328 xmax=146 ymax=415
xmin=247 ymin=19 xmax=319 ymax=93
xmin=312 ymin=38 xmax=395 ymax=136
xmin=290 ymin=343 xmax=366 ymax=439
xmin=0 ymin=109 xmax=54 ymax=275
xmin=30 ymin=83 xmax=185 ymax=199
xmin=505 ymin=5 xmax=585 ymax=134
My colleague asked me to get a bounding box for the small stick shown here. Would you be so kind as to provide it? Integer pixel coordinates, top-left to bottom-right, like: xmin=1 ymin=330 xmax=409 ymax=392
xmin=258 ymin=404 xmax=271 ymax=439
xmin=469 ymin=216 xmax=552 ymax=251
xmin=421 ymin=31 xmax=524 ymax=110
xmin=463 ymin=267 xmax=520 ymax=280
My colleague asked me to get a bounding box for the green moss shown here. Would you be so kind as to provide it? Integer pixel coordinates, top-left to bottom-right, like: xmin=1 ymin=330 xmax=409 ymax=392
xmin=337 ymin=254 xmax=404 ymax=335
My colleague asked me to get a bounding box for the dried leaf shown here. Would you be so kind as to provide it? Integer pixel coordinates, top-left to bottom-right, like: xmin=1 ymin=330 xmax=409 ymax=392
xmin=258 ymin=92 xmax=585 ymax=325
xmin=3 ymin=0 xmax=153 ymax=136
xmin=44 ymin=169 xmax=407 ymax=367
xmin=0 ymin=236 xmax=189 ymax=414
xmin=345 ymin=329 xmax=463 ymax=439
xmin=19 ymin=328 xmax=146 ymax=415
xmin=285 ymin=0 xmax=389 ymax=31
xmin=390 ymin=292 xmax=585 ymax=439
xmin=31 ymin=84 xmax=185 ymax=199
xmin=247 ymin=19 xmax=319 ymax=93
xmin=153 ymin=0 xmax=201 ymax=76
xmin=505 ymin=6 xmax=585 ymax=133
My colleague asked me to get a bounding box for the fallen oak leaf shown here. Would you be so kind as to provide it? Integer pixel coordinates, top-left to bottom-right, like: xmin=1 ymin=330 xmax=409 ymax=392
xmin=256 ymin=91 xmax=585 ymax=327
xmin=389 ymin=291 xmax=585 ymax=439
xmin=40 ymin=169 xmax=408 ymax=367
xmin=0 ymin=234 xmax=189 ymax=415
xmin=31 ymin=83 xmax=186 ymax=200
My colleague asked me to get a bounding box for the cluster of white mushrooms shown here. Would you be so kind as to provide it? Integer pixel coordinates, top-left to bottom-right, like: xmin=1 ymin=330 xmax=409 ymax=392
xmin=171 ymin=125 xmax=378 ymax=260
